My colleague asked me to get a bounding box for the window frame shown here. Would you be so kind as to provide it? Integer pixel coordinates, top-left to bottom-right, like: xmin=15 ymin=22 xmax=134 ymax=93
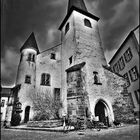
xmin=50 ymin=53 xmax=56 ymax=60
xmin=129 ymin=66 xmax=139 ymax=82
xmin=118 ymin=56 xmax=125 ymax=70
xmin=25 ymin=75 xmax=31 ymax=84
xmin=41 ymin=73 xmax=51 ymax=86
xmin=1 ymin=100 xmax=5 ymax=107
xmin=124 ymin=47 xmax=133 ymax=63
xmin=84 ymin=18 xmax=92 ymax=28
xmin=69 ymin=56 xmax=73 ymax=65
xmin=65 ymin=22 xmax=70 ymax=34
xmin=134 ymin=90 xmax=139 ymax=104
xmin=54 ymin=88 xmax=60 ymax=101
xmin=27 ymin=53 xmax=35 ymax=62
xmin=123 ymin=72 xmax=130 ymax=87
xmin=113 ymin=62 xmax=120 ymax=73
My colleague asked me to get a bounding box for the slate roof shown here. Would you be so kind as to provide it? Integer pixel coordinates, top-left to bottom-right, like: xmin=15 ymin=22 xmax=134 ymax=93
xmin=20 ymin=32 xmax=40 ymax=54
xmin=68 ymin=0 xmax=88 ymax=13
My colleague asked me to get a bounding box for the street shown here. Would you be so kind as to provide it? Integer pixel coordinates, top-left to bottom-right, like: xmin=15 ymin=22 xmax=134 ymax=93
xmin=1 ymin=125 xmax=139 ymax=140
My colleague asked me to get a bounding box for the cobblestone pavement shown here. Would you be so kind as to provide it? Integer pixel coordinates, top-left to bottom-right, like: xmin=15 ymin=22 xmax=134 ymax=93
xmin=1 ymin=125 xmax=139 ymax=140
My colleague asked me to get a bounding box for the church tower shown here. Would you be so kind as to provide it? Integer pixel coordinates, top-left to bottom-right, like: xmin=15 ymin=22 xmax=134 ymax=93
xmin=16 ymin=32 xmax=39 ymax=122
xmin=59 ymin=0 xmax=113 ymax=122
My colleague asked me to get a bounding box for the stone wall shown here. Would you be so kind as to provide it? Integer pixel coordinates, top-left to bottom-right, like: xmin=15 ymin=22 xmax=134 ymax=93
xmin=27 ymin=120 xmax=63 ymax=128
xmin=103 ymin=67 xmax=136 ymax=123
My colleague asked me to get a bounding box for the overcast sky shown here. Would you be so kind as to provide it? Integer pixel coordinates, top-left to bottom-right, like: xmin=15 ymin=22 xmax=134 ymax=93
xmin=1 ymin=0 xmax=139 ymax=86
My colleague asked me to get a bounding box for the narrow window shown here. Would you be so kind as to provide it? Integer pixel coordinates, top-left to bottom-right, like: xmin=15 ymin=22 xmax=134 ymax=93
xmin=25 ymin=75 xmax=31 ymax=84
xmin=134 ymin=90 xmax=139 ymax=104
xmin=1 ymin=100 xmax=5 ymax=107
xmin=129 ymin=92 xmax=135 ymax=108
xmin=54 ymin=88 xmax=60 ymax=101
xmin=113 ymin=62 xmax=120 ymax=73
xmin=65 ymin=22 xmax=70 ymax=34
xmin=93 ymin=71 xmax=102 ymax=85
xmin=41 ymin=73 xmax=50 ymax=86
xmin=118 ymin=56 xmax=125 ymax=70
xmin=50 ymin=53 xmax=56 ymax=60
xmin=69 ymin=56 xmax=73 ymax=65
xmin=124 ymin=47 xmax=133 ymax=62
xmin=84 ymin=18 xmax=92 ymax=28
xmin=27 ymin=53 xmax=35 ymax=62
xmin=123 ymin=73 xmax=130 ymax=87
xmin=129 ymin=66 xmax=139 ymax=82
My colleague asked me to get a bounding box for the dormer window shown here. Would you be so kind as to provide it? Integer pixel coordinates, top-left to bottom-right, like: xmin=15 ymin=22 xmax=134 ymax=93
xmin=27 ymin=53 xmax=35 ymax=62
xmin=84 ymin=18 xmax=92 ymax=28
xmin=65 ymin=22 xmax=70 ymax=34
xmin=50 ymin=53 xmax=56 ymax=60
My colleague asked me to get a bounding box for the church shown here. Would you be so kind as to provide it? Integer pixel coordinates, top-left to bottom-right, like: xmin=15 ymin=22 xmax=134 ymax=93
xmin=6 ymin=0 xmax=135 ymax=127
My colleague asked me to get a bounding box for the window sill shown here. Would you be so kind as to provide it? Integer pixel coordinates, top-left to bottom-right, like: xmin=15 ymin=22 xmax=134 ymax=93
xmin=40 ymin=84 xmax=51 ymax=86
xmin=94 ymin=83 xmax=102 ymax=85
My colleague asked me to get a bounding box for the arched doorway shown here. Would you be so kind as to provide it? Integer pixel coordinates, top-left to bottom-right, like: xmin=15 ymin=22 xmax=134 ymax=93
xmin=24 ymin=106 xmax=30 ymax=123
xmin=95 ymin=100 xmax=109 ymax=126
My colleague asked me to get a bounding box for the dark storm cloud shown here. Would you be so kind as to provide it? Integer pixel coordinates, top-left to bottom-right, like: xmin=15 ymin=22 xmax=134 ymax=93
xmin=4 ymin=0 xmax=67 ymax=52
xmin=86 ymin=0 xmax=139 ymax=61
xmin=1 ymin=0 xmax=139 ymax=86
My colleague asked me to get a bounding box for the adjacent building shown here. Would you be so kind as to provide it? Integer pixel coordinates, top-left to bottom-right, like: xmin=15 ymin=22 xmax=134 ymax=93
xmin=109 ymin=25 xmax=139 ymax=116
xmin=0 ymin=87 xmax=11 ymax=125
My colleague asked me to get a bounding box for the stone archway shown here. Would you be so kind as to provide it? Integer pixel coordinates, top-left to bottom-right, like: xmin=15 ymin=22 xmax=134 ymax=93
xmin=24 ymin=106 xmax=30 ymax=123
xmin=94 ymin=100 xmax=111 ymax=126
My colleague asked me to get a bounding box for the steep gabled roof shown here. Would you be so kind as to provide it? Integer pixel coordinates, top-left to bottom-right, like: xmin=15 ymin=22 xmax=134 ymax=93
xmin=20 ymin=32 xmax=40 ymax=54
xmin=109 ymin=25 xmax=139 ymax=64
xmin=68 ymin=0 xmax=88 ymax=13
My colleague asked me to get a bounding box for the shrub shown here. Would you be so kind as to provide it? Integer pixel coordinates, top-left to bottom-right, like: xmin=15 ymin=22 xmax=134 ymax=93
xmin=11 ymin=113 xmax=21 ymax=126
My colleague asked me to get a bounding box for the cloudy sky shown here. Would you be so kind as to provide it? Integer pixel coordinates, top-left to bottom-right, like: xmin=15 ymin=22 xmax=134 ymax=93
xmin=1 ymin=0 xmax=139 ymax=86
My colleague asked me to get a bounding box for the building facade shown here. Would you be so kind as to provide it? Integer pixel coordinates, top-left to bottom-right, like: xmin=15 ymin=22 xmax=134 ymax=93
xmin=6 ymin=0 xmax=135 ymax=126
xmin=0 ymin=87 xmax=11 ymax=125
xmin=109 ymin=26 xmax=139 ymax=116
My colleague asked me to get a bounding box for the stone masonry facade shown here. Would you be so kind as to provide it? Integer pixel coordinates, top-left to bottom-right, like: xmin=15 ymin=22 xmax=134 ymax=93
xmin=6 ymin=0 xmax=136 ymax=127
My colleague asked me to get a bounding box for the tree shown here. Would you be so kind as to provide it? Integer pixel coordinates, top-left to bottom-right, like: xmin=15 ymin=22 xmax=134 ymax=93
xmin=30 ymin=90 xmax=62 ymax=121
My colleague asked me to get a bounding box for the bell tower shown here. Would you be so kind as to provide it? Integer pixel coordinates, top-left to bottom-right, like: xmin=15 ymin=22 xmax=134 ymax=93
xmin=59 ymin=0 xmax=107 ymax=117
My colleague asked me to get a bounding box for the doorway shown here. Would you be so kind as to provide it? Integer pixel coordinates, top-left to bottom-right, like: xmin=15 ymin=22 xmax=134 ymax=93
xmin=95 ymin=100 xmax=109 ymax=126
xmin=24 ymin=106 xmax=30 ymax=123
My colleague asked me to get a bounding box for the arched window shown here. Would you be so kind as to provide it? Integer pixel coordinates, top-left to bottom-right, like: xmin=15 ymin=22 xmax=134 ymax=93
xmin=84 ymin=18 xmax=92 ymax=28
xmin=65 ymin=22 xmax=70 ymax=34
xmin=41 ymin=73 xmax=51 ymax=86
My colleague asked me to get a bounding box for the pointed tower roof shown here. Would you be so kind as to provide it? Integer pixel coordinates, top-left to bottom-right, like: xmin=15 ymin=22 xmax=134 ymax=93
xmin=20 ymin=32 xmax=40 ymax=54
xmin=68 ymin=0 xmax=88 ymax=13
